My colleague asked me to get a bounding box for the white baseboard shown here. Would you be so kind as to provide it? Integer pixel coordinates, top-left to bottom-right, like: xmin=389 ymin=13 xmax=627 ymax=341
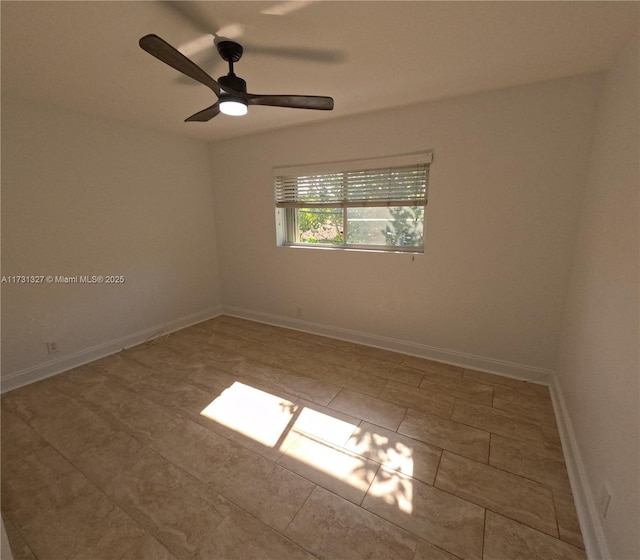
xmin=548 ymin=376 xmax=609 ymax=560
xmin=0 ymin=306 xmax=223 ymax=393
xmin=221 ymin=306 xmax=553 ymax=383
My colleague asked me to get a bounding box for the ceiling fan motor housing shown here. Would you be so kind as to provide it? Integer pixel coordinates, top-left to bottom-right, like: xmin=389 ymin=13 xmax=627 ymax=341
xmin=216 ymin=40 xmax=243 ymax=63
xmin=218 ymin=73 xmax=247 ymax=94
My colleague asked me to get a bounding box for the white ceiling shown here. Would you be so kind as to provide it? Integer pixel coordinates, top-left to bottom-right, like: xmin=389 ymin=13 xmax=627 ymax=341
xmin=2 ymin=1 xmax=637 ymax=143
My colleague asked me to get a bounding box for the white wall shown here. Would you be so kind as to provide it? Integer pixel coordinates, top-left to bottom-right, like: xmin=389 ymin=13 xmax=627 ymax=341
xmin=209 ymin=73 xmax=602 ymax=376
xmin=1 ymin=98 xmax=222 ymax=386
xmin=555 ymin=33 xmax=639 ymax=560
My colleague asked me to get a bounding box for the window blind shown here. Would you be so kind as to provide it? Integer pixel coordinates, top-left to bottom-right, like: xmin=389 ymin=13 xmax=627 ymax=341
xmin=274 ymin=153 xmax=431 ymax=209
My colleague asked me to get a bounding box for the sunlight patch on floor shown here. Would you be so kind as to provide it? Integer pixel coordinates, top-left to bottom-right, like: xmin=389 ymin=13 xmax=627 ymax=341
xmin=282 ymin=433 xmax=376 ymax=495
xmin=200 ymin=382 xmax=297 ymax=447
xmin=201 ymin=381 xmax=413 ymax=513
xmin=348 ymin=426 xmax=415 ymax=478
xmin=287 ymin=406 xmax=359 ymax=447
xmin=368 ymin=467 xmax=414 ymax=514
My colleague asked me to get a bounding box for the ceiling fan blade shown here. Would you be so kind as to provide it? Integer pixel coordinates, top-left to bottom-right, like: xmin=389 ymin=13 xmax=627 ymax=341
xmin=161 ymin=1 xmax=342 ymax=64
xmin=139 ymin=34 xmax=220 ymax=96
xmin=185 ymin=102 xmax=221 ymax=122
xmin=246 ymin=94 xmax=334 ymax=110
xmin=176 ymin=50 xmax=221 ymax=86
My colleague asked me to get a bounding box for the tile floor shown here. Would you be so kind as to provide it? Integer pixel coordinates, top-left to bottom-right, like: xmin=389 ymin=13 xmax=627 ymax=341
xmin=1 ymin=316 xmax=586 ymax=560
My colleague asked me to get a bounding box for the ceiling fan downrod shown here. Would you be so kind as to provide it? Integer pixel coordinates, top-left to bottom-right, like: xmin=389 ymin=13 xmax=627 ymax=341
xmin=216 ymin=40 xmax=247 ymax=93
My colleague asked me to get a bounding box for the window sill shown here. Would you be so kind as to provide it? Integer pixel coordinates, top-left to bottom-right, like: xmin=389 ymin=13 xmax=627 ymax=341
xmin=278 ymin=243 xmax=424 ymax=255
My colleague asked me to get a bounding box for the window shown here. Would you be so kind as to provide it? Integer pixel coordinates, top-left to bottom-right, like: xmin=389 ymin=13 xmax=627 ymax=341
xmin=274 ymin=152 xmax=432 ymax=252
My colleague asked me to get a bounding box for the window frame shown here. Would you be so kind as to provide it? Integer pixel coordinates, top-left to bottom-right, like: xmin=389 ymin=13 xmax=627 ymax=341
xmin=274 ymin=151 xmax=432 ymax=254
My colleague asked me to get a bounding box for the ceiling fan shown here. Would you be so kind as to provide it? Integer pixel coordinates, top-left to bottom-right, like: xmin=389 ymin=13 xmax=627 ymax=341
xmin=139 ymin=34 xmax=334 ymax=122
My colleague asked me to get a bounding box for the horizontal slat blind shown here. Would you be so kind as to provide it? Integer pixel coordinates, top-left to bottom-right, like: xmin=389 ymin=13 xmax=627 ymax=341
xmin=275 ymin=156 xmax=430 ymax=209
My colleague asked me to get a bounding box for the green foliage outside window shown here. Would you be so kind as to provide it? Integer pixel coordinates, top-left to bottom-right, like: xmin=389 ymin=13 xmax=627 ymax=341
xmin=298 ymin=208 xmax=343 ymax=244
xmin=296 ymin=206 xmax=423 ymax=247
xmin=383 ymin=206 xmax=424 ymax=246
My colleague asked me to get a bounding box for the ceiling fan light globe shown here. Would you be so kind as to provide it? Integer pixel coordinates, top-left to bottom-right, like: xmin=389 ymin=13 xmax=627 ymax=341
xmin=220 ymin=99 xmax=248 ymax=116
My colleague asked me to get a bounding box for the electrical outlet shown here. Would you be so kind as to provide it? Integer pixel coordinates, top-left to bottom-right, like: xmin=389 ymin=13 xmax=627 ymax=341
xmin=599 ymin=482 xmax=612 ymax=519
xmin=46 ymin=341 xmax=59 ymax=355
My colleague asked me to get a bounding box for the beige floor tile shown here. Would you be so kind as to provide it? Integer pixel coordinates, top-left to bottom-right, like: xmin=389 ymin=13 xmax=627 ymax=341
xmin=200 ymin=424 xmax=289 ymax=463
xmin=345 ymin=421 xmax=442 ymax=485
xmin=197 ymin=506 xmax=316 ymax=560
xmin=2 ymin=445 xmax=97 ymax=530
xmin=237 ymin=328 xmax=287 ymax=347
xmin=435 ymin=451 xmax=558 ymax=536
xmin=363 ymin=467 xmax=485 ymax=560
xmin=1 ymin=408 xmax=49 ymax=463
xmin=197 ymin=379 xmax=298 ymax=461
xmin=329 ymin=388 xmax=407 ymax=430
xmin=74 ymin=431 xmax=232 ymax=559
xmin=492 ymin=385 xmax=556 ymax=424
xmin=463 ymin=369 xmax=550 ymax=399
xmin=419 ymin=372 xmax=494 ymax=405
xmin=279 ymin=352 xmax=332 ymax=377
xmin=189 ymin=345 xmax=247 ymax=370
xmin=158 ymin=344 xmax=216 ymax=372
xmin=314 ymin=336 xmax=365 ymax=354
xmin=199 ymin=314 xmax=250 ymax=331
xmin=241 ymin=345 xmax=294 ymax=370
xmin=282 ymin=399 xmax=360 ymax=447
xmin=2 ymin=383 xmax=118 ymax=459
xmin=398 ymin=408 xmax=490 ymax=462
xmin=361 ymin=360 xmax=424 ymax=386
xmin=2 ymin=517 xmax=37 ymax=560
xmin=314 ymin=363 xmax=388 ymax=397
xmin=45 ymin=364 xmax=109 ymax=396
xmin=540 ymin=420 xmax=567 ymax=459
xmin=278 ymin=434 xmax=379 ymax=504
xmin=273 ymin=372 xmax=342 ymax=405
xmin=199 ymin=334 xmax=255 ymax=354
xmin=490 ymin=433 xmax=571 ymax=492
xmin=177 ymin=365 xmax=239 ymax=395
xmin=379 ymin=380 xmax=455 ymax=419
xmin=274 ymin=336 xmax=330 ymax=358
xmin=130 ymin=375 xmax=220 ymax=425
xmin=57 ymin=374 xmax=184 ymax=446
xmin=22 ymin=490 xmax=177 ymax=560
xmin=1 ymin=440 xmax=176 ymax=560
xmin=284 ymin=328 xmax=338 ymax=348
xmin=125 ymin=340 xmax=203 ymax=372
xmin=1 ymin=317 xmax=581 ymax=560
xmin=400 ymin=357 xmax=464 ymax=379
xmin=231 ymin=358 xmax=290 ymax=384
xmin=89 ymin=352 xmax=156 ymax=383
xmin=413 ymin=538 xmax=461 ymax=560
xmin=313 ymin=348 xmax=371 ymax=370
xmin=150 ymin=419 xmax=315 ymax=532
xmin=484 ymin=511 xmax=586 ymax=560
xmin=121 ymin=340 xmax=175 ymax=367
xmin=553 ymin=489 xmax=586 ymax=550
xmin=179 ymin=329 xmax=247 ymax=352
xmin=451 ymin=399 xmax=546 ymax=445
xmin=166 ymin=325 xmax=212 ymax=345
xmin=285 ymin=486 xmax=418 ymax=560
xmin=352 ymin=344 xmax=405 ymax=364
